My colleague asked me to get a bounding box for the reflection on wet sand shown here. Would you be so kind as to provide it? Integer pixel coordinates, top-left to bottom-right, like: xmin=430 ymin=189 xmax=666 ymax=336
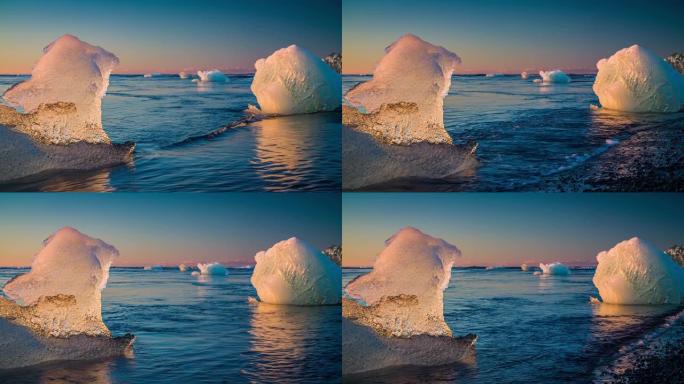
xmin=244 ymin=302 xmax=340 ymax=383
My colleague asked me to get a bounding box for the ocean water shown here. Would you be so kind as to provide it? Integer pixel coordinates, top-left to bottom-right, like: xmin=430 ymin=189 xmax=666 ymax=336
xmin=343 ymin=268 xmax=684 ymax=384
xmin=0 ymin=75 xmax=341 ymax=191
xmin=0 ymin=268 xmax=341 ymax=384
xmin=343 ymin=74 xmax=684 ymax=191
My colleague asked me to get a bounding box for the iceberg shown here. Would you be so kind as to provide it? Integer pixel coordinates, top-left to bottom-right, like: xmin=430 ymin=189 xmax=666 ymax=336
xmin=250 ymin=237 xmax=341 ymax=305
xmin=343 ymin=34 xmax=461 ymax=145
xmin=179 ymin=71 xmax=190 ymax=79
xmin=539 ymin=262 xmax=570 ymax=275
xmin=197 ymin=262 xmax=227 ymax=276
xmin=179 ymin=264 xmax=188 ymax=272
xmin=197 ymin=69 xmax=227 ymax=83
xmin=521 ymin=71 xmax=529 ymax=79
xmin=539 ymin=70 xmax=571 ymax=84
xmin=344 ymin=227 xmax=460 ymax=337
xmin=342 ymin=227 xmax=476 ymax=375
xmin=521 ymin=263 xmax=529 ymax=271
xmin=593 ymin=45 xmax=684 ymax=112
xmin=0 ymin=227 xmax=134 ymax=369
xmin=2 ymin=34 xmax=119 ymax=145
xmin=250 ymin=45 xmax=341 ymax=115
xmin=592 ymin=237 xmax=684 ymax=304
xmin=3 ymin=227 xmax=118 ymax=337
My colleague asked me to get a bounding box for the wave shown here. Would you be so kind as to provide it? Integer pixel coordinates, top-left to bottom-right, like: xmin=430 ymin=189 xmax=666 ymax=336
xmin=163 ymin=115 xmax=262 ymax=148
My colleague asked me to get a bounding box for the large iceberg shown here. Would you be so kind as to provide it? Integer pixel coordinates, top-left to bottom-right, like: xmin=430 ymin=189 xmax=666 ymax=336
xmin=342 ymin=227 xmax=476 ymax=375
xmin=343 ymin=34 xmax=461 ymax=145
xmin=197 ymin=69 xmax=227 ymax=83
xmin=593 ymin=45 xmax=684 ymax=113
xmin=539 ymin=262 xmax=570 ymax=275
xmin=0 ymin=227 xmax=133 ymax=369
xmin=3 ymin=227 xmax=118 ymax=337
xmin=539 ymin=70 xmax=571 ymax=84
xmin=2 ymin=34 xmax=119 ymax=145
xmin=250 ymin=45 xmax=341 ymax=115
xmin=344 ymin=227 xmax=460 ymax=337
xmin=197 ymin=262 xmax=228 ymax=276
xmin=250 ymin=237 xmax=341 ymax=305
xmin=593 ymin=237 xmax=684 ymax=304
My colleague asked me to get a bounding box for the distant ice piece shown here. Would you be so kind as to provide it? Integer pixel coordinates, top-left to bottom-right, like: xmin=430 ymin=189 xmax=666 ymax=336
xmin=179 ymin=264 xmax=188 ymax=272
xmin=250 ymin=45 xmax=341 ymax=115
xmin=539 ymin=70 xmax=571 ymax=84
xmin=191 ymin=271 xmax=200 ymax=276
xmin=179 ymin=71 xmax=190 ymax=79
xmin=344 ymin=34 xmax=461 ymax=145
xmin=539 ymin=262 xmax=570 ymax=275
xmin=485 ymin=73 xmax=503 ymax=78
xmin=143 ymin=265 xmax=162 ymax=271
xmin=593 ymin=45 xmax=684 ymax=113
xmin=197 ymin=262 xmax=227 ymax=276
xmin=521 ymin=71 xmax=529 ymax=79
xmin=143 ymin=73 xmax=152 ymax=78
xmin=197 ymin=69 xmax=227 ymax=83
xmin=344 ymin=227 xmax=460 ymax=337
xmin=2 ymin=227 xmax=118 ymax=337
xmin=593 ymin=237 xmax=684 ymax=304
xmin=533 ymin=78 xmax=542 ymax=84
xmin=2 ymin=34 xmax=119 ymax=144
xmin=521 ymin=263 xmax=529 ymax=271
xmin=251 ymin=237 xmax=341 ymax=305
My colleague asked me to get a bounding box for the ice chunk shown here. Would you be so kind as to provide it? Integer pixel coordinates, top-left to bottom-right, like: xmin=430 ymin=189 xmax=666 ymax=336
xmin=143 ymin=73 xmax=152 ymax=78
xmin=485 ymin=73 xmax=503 ymax=78
xmin=539 ymin=262 xmax=570 ymax=275
xmin=2 ymin=34 xmax=119 ymax=144
xmin=250 ymin=45 xmax=341 ymax=115
xmin=343 ymin=34 xmax=461 ymax=145
xmin=191 ymin=271 xmax=200 ymax=276
xmin=197 ymin=69 xmax=227 ymax=83
xmin=143 ymin=265 xmax=162 ymax=271
xmin=521 ymin=71 xmax=529 ymax=79
xmin=179 ymin=264 xmax=188 ymax=272
xmin=2 ymin=227 xmax=118 ymax=337
xmin=521 ymin=263 xmax=529 ymax=271
xmin=539 ymin=70 xmax=571 ymax=83
xmin=592 ymin=237 xmax=684 ymax=304
xmin=344 ymin=227 xmax=460 ymax=337
xmin=250 ymin=237 xmax=341 ymax=305
xmin=533 ymin=78 xmax=542 ymax=84
xmin=197 ymin=262 xmax=227 ymax=276
xmin=593 ymin=45 xmax=684 ymax=112
xmin=179 ymin=71 xmax=190 ymax=79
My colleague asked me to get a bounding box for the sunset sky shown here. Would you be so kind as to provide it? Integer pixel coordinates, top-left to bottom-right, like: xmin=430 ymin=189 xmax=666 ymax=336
xmin=0 ymin=193 xmax=340 ymax=267
xmin=0 ymin=0 xmax=340 ymax=74
xmin=343 ymin=193 xmax=684 ymax=267
xmin=343 ymin=0 xmax=684 ymax=74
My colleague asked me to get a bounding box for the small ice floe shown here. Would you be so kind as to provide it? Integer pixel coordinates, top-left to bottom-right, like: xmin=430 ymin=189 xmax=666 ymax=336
xmin=592 ymin=237 xmax=684 ymax=304
xmin=485 ymin=73 xmax=503 ymax=78
xmin=197 ymin=262 xmax=228 ymax=276
xmin=539 ymin=262 xmax=570 ymax=275
xmin=533 ymin=271 xmax=542 ymax=276
xmin=191 ymin=271 xmax=200 ymax=276
xmin=533 ymin=78 xmax=542 ymax=84
xmin=521 ymin=71 xmax=529 ymax=79
xmin=521 ymin=263 xmax=529 ymax=271
xmin=196 ymin=69 xmax=227 ymax=83
xmin=143 ymin=265 xmax=162 ymax=271
xmin=344 ymin=34 xmax=461 ymax=145
xmin=593 ymin=45 xmax=684 ymax=112
xmin=539 ymin=70 xmax=571 ymax=84
xmin=250 ymin=45 xmax=341 ymax=115
xmin=178 ymin=264 xmax=188 ymax=272
xmin=342 ymin=227 xmax=476 ymax=375
xmin=250 ymin=237 xmax=341 ymax=305
xmin=0 ymin=227 xmax=134 ymax=369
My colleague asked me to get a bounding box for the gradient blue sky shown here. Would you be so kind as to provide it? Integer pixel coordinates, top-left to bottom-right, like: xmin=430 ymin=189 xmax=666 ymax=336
xmin=0 ymin=193 xmax=340 ymax=267
xmin=343 ymin=0 xmax=684 ymax=74
xmin=0 ymin=0 xmax=340 ymax=74
xmin=343 ymin=194 xmax=684 ymax=267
